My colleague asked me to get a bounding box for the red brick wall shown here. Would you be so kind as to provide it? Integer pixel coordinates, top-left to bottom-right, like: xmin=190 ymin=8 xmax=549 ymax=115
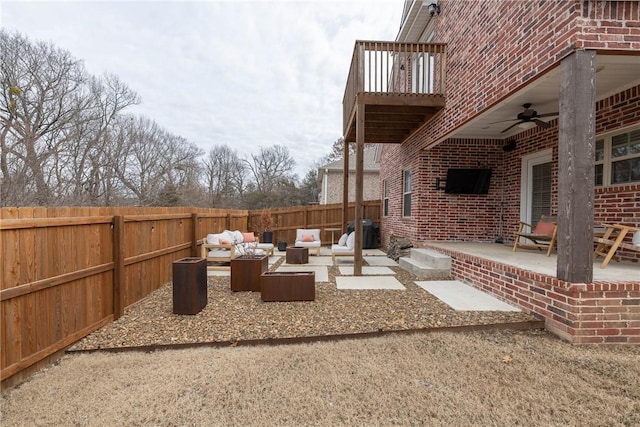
xmin=577 ymin=0 xmax=640 ymax=50
xmin=380 ymin=0 xmax=640 ymax=249
xmin=393 ymin=0 xmax=640 ymax=152
xmin=592 ymin=85 xmax=640 ymax=261
xmin=416 ymin=139 xmax=504 ymax=241
xmin=427 ymin=243 xmax=640 ymax=344
xmin=382 ymin=85 xmax=640 ymax=264
xmin=378 ymin=1 xmax=640 ymax=344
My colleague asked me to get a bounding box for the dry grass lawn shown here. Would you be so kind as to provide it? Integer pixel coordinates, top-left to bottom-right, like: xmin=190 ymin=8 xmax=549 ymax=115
xmin=2 ymin=329 xmax=639 ymax=426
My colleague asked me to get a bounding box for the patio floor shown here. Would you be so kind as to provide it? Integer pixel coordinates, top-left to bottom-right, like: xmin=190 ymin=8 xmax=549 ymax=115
xmin=425 ymin=241 xmax=639 ymax=282
xmin=68 ymin=247 xmax=542 ymax=352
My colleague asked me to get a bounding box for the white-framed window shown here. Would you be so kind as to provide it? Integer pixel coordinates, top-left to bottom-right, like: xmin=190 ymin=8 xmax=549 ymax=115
xmin=596 ymin=126 xmax=640 ymax=187
xmin=382 ymin=179 xmax=389 ymax=217
xmin=402 ymin=170 xmax=412 ymax=217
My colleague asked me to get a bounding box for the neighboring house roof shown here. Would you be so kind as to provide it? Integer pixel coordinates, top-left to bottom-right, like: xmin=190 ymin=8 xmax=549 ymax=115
xmin=318 ymin=145 xmax=381 ymax=172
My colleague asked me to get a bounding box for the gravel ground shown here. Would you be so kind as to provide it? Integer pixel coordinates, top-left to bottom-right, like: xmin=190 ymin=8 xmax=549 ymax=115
xmin=70 ymin=257 xmax=539 ymax=351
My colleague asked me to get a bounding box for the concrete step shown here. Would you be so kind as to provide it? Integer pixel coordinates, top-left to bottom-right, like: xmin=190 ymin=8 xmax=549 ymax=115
xmin=398 ymin=256 xmax=451 ymax=280
xmin=409 ymin=248 xmax=452 ymax=270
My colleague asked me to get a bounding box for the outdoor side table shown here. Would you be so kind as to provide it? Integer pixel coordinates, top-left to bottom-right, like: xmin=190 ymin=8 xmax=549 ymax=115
xmin=172 ymin=257 xmax=207 ymax=315
xmin=286 ymin=246 xmax=309 ymax=264
xmin=325 ymin=227 xmax=342 ymax=245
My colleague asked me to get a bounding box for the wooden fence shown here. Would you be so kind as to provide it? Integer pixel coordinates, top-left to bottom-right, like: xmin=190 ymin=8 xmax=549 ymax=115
xmin=1 ymin=202 xmax=380 ymax=387
xmin=246 ymin=201 xmax=381 ymax=245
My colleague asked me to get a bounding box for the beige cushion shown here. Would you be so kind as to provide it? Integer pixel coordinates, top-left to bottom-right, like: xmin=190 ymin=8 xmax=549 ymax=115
xmin=346 ymin=232 xmax=355 ymax=250
xmin=206 ymin=234 xmax=221 ymax=245
xmin=338 ymin=233 xmax=348 ymax=246
xmin=295 ymin=240 xmax=321 ymax=248
xmin=331 ymin=244 xmax=353 ymax=254
xmin=207 ymin=249 xmax=231 ymax=258
xmin=295 ymin=229 xmax=320 ymax=242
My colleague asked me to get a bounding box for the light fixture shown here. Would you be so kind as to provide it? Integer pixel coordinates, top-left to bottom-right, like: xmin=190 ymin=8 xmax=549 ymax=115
xmin=428 ymin=2 xmax=441 ymax=17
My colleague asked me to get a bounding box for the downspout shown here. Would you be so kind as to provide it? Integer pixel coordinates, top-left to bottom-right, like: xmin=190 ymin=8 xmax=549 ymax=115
xmin=323 ymin=168 xmax=329 ymax=204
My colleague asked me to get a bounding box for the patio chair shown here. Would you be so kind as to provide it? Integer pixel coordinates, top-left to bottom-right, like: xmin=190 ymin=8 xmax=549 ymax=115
xmin=593 ymin=223 xmax=640 ymax=268
xmin=331 ymin=232 xmax=355 ymax=264
xmin=512 ymin=215 xmax=557 ymax=256
xmin=294 ymin=228 xmax=321 ymax=256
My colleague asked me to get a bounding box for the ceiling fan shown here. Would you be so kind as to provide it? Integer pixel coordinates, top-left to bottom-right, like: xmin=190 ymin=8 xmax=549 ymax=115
xmin=493 ymin=103 xmax=559 ymax=134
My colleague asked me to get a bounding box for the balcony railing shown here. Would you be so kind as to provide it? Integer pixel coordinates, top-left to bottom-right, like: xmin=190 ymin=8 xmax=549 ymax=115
xmin=343 ymin=40 xmax=447 ymax=136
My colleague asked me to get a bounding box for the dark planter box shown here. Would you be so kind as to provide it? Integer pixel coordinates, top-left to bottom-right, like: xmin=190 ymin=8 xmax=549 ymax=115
xmin=231 ymin=255 xmax=268 ymax=292
xmin=260 ymin=271 xmax=315 ymax=302
xmin=172 ymin=257 xmax=207 ymax=315
xmin=286 ymin=246 xmax=309 ymax=264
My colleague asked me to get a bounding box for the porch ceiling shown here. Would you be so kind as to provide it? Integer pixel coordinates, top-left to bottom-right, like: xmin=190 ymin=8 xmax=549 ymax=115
xmin=446 ymin=53 xmax=640 ymax=142
xmin=343 ymin=94 xmax=446 ymax=144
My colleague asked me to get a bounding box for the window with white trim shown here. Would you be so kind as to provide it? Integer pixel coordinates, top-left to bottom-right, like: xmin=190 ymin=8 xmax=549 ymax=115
xmin=383 ymin=179 xmax=389 ymax=217
xmin=402 ymin=170 xmax=412 ymax=217
xmin=596 ymin=127 xmax=640 ymax=187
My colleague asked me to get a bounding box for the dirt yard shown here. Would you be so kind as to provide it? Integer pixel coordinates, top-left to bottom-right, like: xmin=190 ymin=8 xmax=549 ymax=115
xmin=2 ymin=329 xmax=639 ymax=426
xmin=3 ymin=259 xmax=639 ymax=425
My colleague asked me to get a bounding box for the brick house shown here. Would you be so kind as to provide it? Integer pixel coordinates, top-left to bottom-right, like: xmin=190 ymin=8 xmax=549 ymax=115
xmin=342 ymin=0 xmax=640 ymax=343
xmin=317 ymin=146 xmax=380 ymax=204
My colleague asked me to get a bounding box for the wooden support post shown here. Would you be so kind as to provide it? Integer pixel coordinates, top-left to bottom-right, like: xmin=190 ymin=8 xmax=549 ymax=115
xmin=112 ymin=215 xmax=124 ymax=320
xmin=557 ymin=50 xmax=596 ymax=283
xmin=342 ymin=138 xmax=349 ymax=234
xmin=354 ymin=103 xmax=365 ymax=276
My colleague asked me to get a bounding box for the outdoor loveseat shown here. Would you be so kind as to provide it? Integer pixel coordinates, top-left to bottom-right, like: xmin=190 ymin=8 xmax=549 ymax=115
xmin=201 ymin=230 xmax=274 ymax=266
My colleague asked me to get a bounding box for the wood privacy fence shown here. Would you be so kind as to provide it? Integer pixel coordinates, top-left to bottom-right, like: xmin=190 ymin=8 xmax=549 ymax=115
xmin=1 ymin=202 xmax=380 ymax=387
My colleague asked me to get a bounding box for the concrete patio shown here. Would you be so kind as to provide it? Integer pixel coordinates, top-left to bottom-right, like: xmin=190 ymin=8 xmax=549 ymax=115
xmin=425 ymin=241 xmax=638 ymax=283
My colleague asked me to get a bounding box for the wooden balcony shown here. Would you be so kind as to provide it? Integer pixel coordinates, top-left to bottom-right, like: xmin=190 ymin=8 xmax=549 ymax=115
xmin=343 ymin=41 xmax=447 ymax=144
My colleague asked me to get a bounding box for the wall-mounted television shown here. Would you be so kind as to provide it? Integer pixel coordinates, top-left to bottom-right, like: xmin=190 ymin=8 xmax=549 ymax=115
xmin=445 ymin=168 xmax=492 ymax=194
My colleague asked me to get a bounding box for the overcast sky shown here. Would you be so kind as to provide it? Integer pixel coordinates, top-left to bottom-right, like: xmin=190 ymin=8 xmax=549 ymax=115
xmin=2 ymin=0 xmax=403 ymax=178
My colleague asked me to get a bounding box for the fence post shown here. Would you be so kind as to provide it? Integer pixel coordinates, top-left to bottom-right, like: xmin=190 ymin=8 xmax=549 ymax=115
xmin=112 ymin=215 xmax=125 ymax=320
xmin=191 ymin=213 xmax=199 ymax=257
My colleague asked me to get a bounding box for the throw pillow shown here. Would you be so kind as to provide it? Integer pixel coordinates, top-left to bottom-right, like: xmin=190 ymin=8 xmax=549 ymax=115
xmin=346 ymin=232 xmax=356 ymax=250
xmin=302 ymin=234 xmax=314 ymax=242
xmin=533 ymin=222 xmax=555 ymax=236
xmin=243 ymin=232 xmax=256 ymax=243
xmin=338 ymin=233 xmax=348 ymax=246
xmin=219 ymin=238 xmax=232 ymax=245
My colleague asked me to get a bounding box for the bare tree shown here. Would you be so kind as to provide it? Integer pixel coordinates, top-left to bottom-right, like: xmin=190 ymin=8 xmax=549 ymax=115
xmin=1 ymin=30 xmax=330 ymax=209
xmin=109 ymin=115 xmax=203 ymax=206
xmin=244 ymin=145 xmax=295 ymax=195
xmin=0 ymin=30 xmax=87 ymax=205
xmin=202 ymin=144 xmax=246 ymax=208
xmin=64 ymin=74 xmax=140 ymax=204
